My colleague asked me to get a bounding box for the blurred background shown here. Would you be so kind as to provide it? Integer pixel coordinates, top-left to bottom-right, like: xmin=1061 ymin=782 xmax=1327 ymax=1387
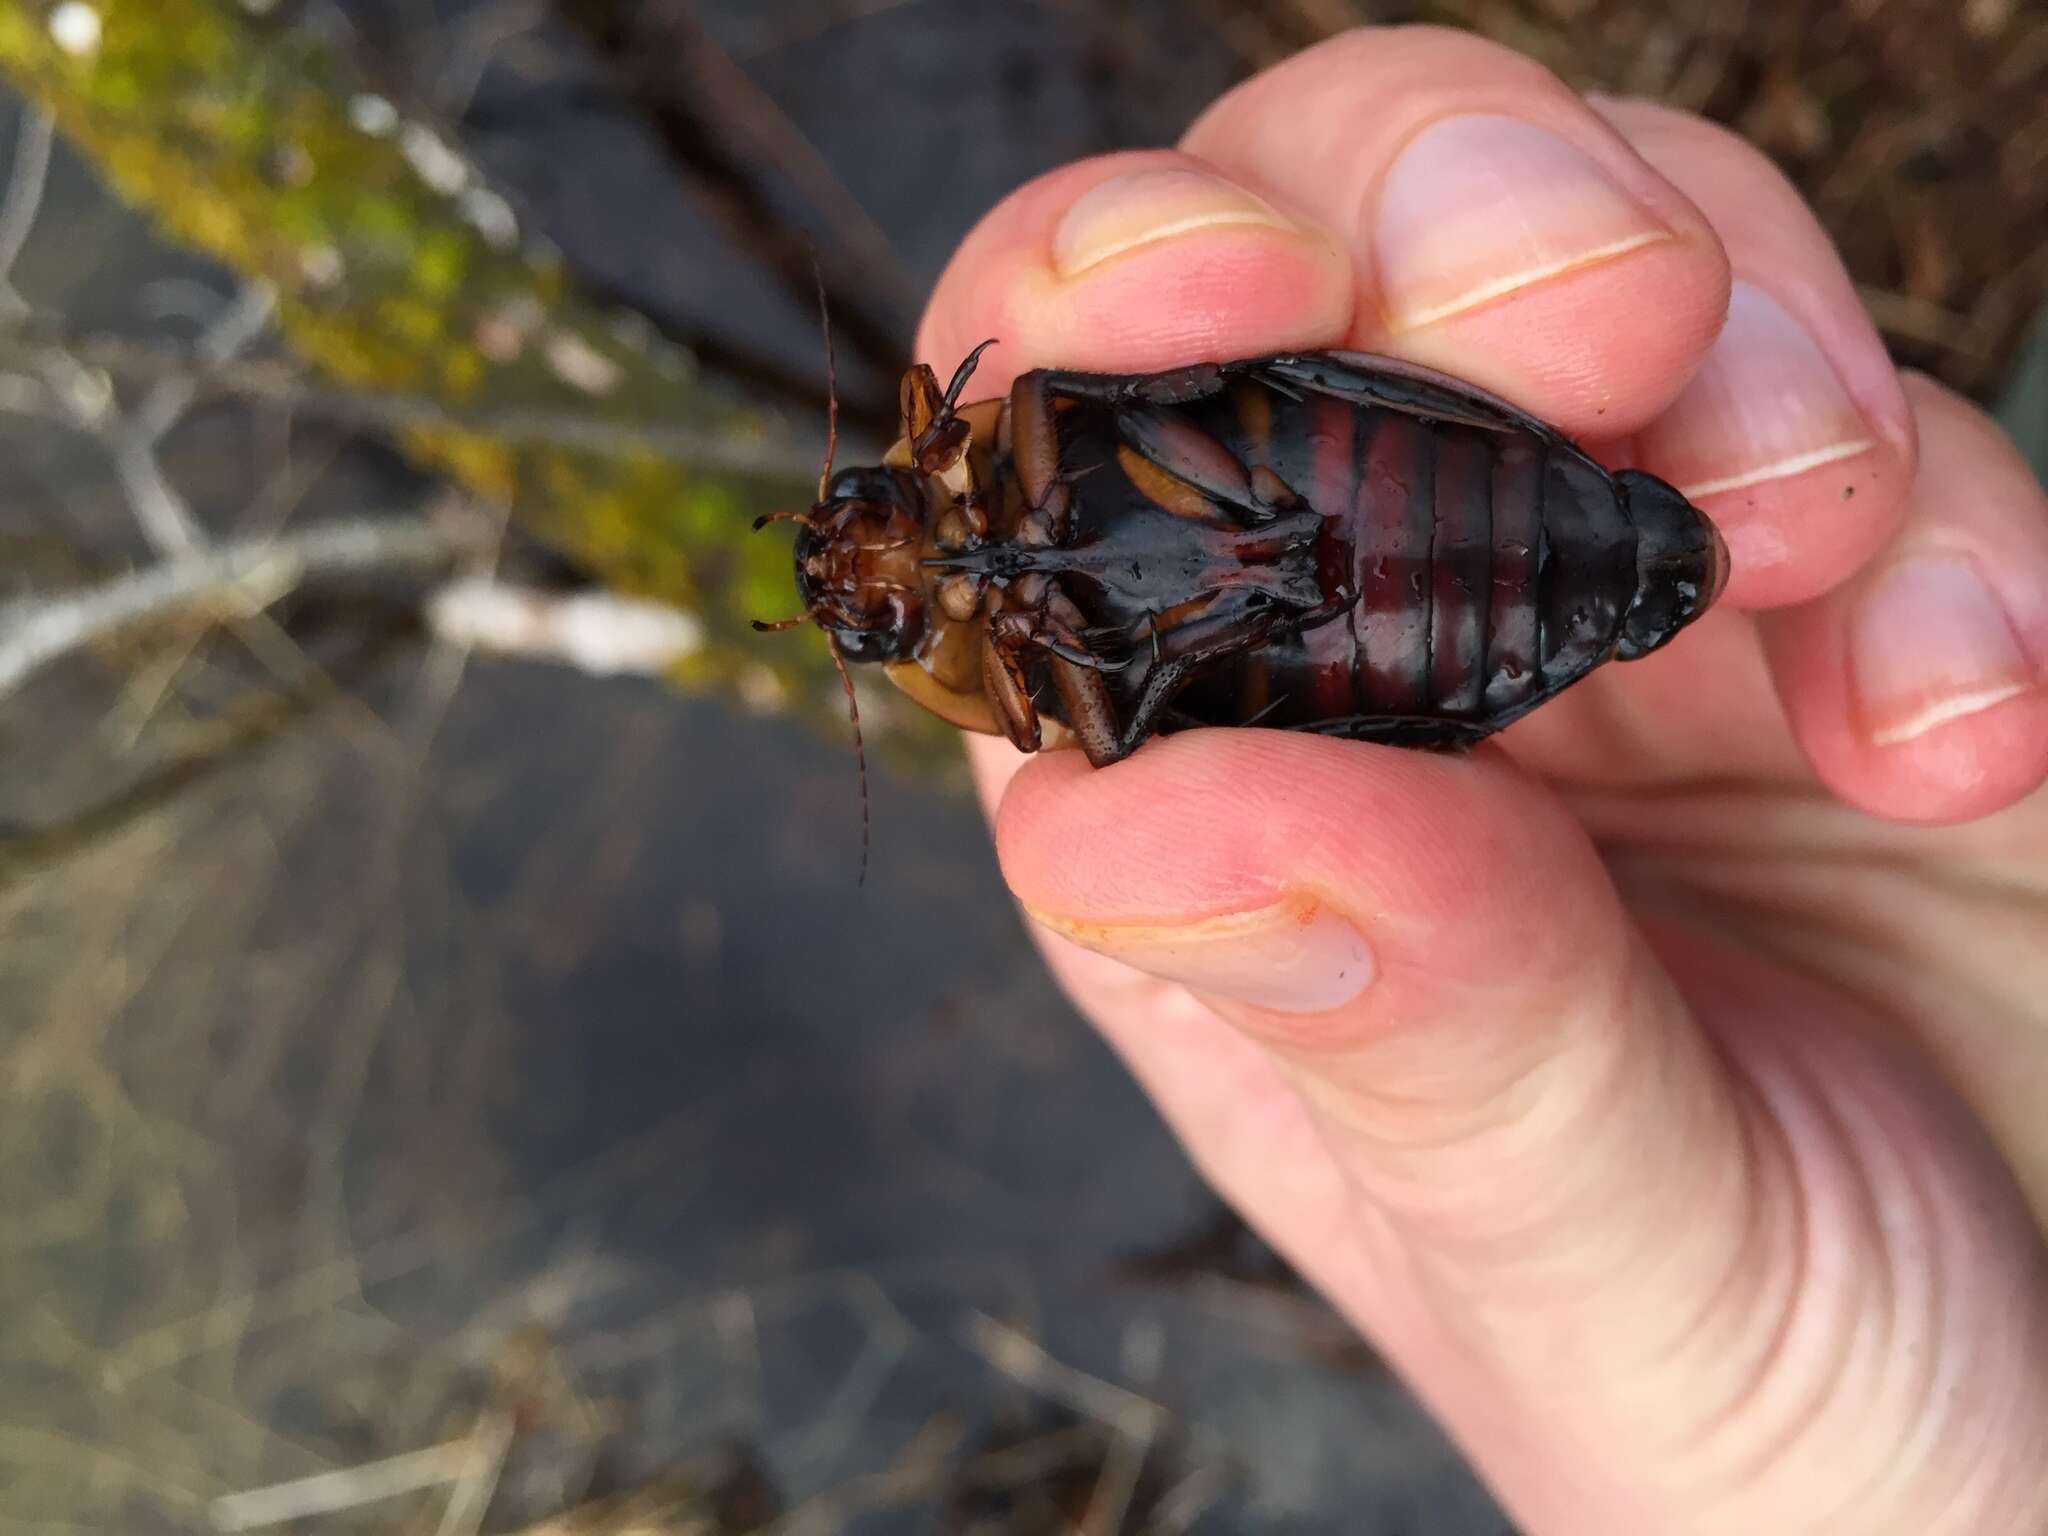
xmin=1 ymin=2 xmax=2043 ymax=1532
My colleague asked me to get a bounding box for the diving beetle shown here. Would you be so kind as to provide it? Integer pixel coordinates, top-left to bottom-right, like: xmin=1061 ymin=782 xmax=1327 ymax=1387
xmin=758 ymin=343 xmax=1728 ymax=784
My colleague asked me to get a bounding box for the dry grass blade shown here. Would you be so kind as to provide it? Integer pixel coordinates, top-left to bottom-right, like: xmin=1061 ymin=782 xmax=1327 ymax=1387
xmin=959 ymin=1313 xmax=1169 ymax=1536
xmin=208 ymin=1440 xmax=474 ymax=1531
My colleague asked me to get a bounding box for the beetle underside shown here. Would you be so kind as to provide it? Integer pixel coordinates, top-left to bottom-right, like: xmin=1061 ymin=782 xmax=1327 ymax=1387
xmin=773 ymin=346 xmax=1728 ymax=769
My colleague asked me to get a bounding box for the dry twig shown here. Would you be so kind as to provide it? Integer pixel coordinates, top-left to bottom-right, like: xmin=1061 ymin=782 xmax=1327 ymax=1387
xmin=0 ymin=516 xmax=479 ymax=698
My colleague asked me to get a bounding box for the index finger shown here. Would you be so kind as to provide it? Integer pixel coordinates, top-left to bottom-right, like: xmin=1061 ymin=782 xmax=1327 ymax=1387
xmin=919 ymin=26 xmax=1732 ymax=443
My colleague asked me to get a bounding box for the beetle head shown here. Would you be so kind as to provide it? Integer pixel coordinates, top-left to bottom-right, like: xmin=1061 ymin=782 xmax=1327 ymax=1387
xmin=790 ymin=465 xmax=931 ymax=662
xmin=1615 ymin=469 xmax=1730 ymax=660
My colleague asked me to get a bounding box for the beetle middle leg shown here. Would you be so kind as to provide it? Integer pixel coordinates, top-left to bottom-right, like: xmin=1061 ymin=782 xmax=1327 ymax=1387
xmin=981 ymin=583 xmax=1130 ymax=757
xmin=986 ymin=580 xmax=1131 ymax=674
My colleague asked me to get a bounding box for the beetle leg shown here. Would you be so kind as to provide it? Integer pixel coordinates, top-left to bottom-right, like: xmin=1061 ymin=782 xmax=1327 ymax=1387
xmin=914 ymin=414 xmax=972 ymax=477
xmin=1030 ymin=365 xmax=1230 ymax=408
xmin=989 ymin=601 xmax=1129 ymax=674
xmin=901 ymin=363 xmax=947 ymax=443
xmin=1049 ymin=657 xmax=1122 ymax=766
xmin=943 ymin=338 xmax=999 ymax=406
xmin=1249 ymin=464 xmax=1306 ymax=514
xmin=982 ymin=631 xmax=1042 ymax=752
xmin=1041 ymin=587 xmax=1131 ymax=672
xmin=1041 ymin=628 xmax=1130 ymax=672
xmin=1115 ymin=405 xmax=1252 ymax=511
xmin=1005 ymin=372 xmax=1081 ymax=546
xmin=1094 ymin=593 xmax=1281 ymax=762
xmin=1009 ymin=365 xmax=1237 ymax=537
xmin=1254 ymin=352 xmax=1561 ymax=440
xmin=959 ymin=493 xmax=991 ymax=540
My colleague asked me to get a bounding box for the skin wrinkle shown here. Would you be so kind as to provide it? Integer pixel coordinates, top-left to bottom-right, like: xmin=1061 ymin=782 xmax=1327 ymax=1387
xmin=1806 ymin=1055 xmax=2048 ymax=1532
xmin=1568 ymin=780 xmax=2048 ymax=897
xmin=1648 ymin=1045 xmax=1809 ymax=1484
xmin=1283 ymin=943 xmax=1621 ymax=1133
xmin=1333 ymin=954 xmax=1677 ymax=1292
xmin=1621 ymin=852 xmax=2044 ymax=1075
xmin=1629 ymin=857 xmax=2048 ymax=1244
xmin=1850 ymin=1099 xmax=1958 ymax=1527
xmin=1825 ymin=1087 xmax=1921 ymax=1525
xmin=1692 ymin=1026 xmax=1891 ymax=1510
xmin=1985 ymin=1281 xmax=2048 ymax=1528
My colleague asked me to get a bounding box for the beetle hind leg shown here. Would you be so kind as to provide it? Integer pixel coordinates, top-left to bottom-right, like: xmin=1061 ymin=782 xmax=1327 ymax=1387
xmin=1089 ymin=593 xmax=1283 ymax=763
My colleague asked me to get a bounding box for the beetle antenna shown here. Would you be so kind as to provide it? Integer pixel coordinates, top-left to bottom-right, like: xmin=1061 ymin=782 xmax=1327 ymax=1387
xmin=752 ymin=510 xmax=815 ymax=532
xmin=750 ymin=616 xmax=810 ymax=632
xmin=813 ymin=250 xmax=840 ymax=504
xmin=822 ymin=630 xmax=869 ymax=887
xmin=943 ymin=338 xmax=999 ymax=411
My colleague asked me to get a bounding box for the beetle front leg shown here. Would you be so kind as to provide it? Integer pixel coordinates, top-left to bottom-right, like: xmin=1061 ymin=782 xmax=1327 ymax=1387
xmin=1033 ymin=365 xmax=1230 ymax=408
xmin=1006 ymin=372 xmax=1073 ymax=541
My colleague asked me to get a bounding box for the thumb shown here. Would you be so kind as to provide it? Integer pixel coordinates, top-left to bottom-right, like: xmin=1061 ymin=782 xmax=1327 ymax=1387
xmin=985 ymin=730 xmax=2048 ymax=1532
xmin=996 ymin=730 xmax=1726 ymax=1287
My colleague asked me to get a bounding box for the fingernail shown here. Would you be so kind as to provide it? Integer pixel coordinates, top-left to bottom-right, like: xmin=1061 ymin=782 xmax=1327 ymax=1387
xmin=1053 ymin=167 xmax=1299 ymax=279
xmin=1852 ymin=554 xmax=2037 ymax=746
xmin=1025 ymin=898 xmax=1374 ymax=1014
xmin=1374 ymin=115 xmax=1669 ymax=330
xmin=1643 ymin=283 xmax=1877 ymax=500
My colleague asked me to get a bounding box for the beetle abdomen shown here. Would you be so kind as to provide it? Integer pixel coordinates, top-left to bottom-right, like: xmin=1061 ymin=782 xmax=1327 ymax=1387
xmin=1175 ymin=381 xmax=1637 ymax=738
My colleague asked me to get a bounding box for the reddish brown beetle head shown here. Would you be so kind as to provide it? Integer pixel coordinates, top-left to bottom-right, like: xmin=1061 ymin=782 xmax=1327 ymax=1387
xmin=790 ymin=465 xmax=931 ymax=662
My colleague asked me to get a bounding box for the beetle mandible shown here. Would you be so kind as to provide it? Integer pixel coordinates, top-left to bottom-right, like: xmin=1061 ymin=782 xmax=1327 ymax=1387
xmin=759 ymin=343 xmax=1728 ymax=774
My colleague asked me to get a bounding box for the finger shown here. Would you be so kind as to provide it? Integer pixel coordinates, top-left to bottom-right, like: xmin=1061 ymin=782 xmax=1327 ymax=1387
xmin=965 ymin=735 xmax=1365 ymax=1264
xmin=1594 ymin=98 xmax=1917 ymax=609
xmin=1764 ymin=373 xmax=2048 ymax=822
xmin=1180 ymin=26 xmax=1731 ymax=438
xmin=916 ymin=148 xmax=1356 ymax=395
xmin=989 ymin=730 xmax=2048 ymax=1532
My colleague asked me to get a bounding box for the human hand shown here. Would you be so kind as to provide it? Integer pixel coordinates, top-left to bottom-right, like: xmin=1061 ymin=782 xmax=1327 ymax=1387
xmin=914 ymin=28 xmax=2048 ymax=1534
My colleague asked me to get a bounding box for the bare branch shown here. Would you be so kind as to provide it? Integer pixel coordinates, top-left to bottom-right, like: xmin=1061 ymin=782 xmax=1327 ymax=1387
xmin=130 ymin=280 xmax=277 ymax=446
xmin=0 ymin=516 xmax=480 ymax=698
xmin=0 ymin=327 xmax=810 ymax=481
xmin=425 ymin=576 xmax=705 ymax=676
xmin=108 ymin=281 xmax=279 ymax=556
xmin=105 ymin=427 xmax=204 ymax=557
xmin=0 ymin=105 xmax=54 ymax=317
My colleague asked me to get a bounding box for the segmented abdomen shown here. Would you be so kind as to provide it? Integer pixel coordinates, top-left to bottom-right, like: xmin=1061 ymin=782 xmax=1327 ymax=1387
xmin=1182 ymin=382 xmax=1638 ymax=732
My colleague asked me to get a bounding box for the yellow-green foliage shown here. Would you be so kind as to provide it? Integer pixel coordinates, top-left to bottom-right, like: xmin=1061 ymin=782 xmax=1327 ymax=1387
xmin=0 ymin=0 xmax=883 ymax=724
